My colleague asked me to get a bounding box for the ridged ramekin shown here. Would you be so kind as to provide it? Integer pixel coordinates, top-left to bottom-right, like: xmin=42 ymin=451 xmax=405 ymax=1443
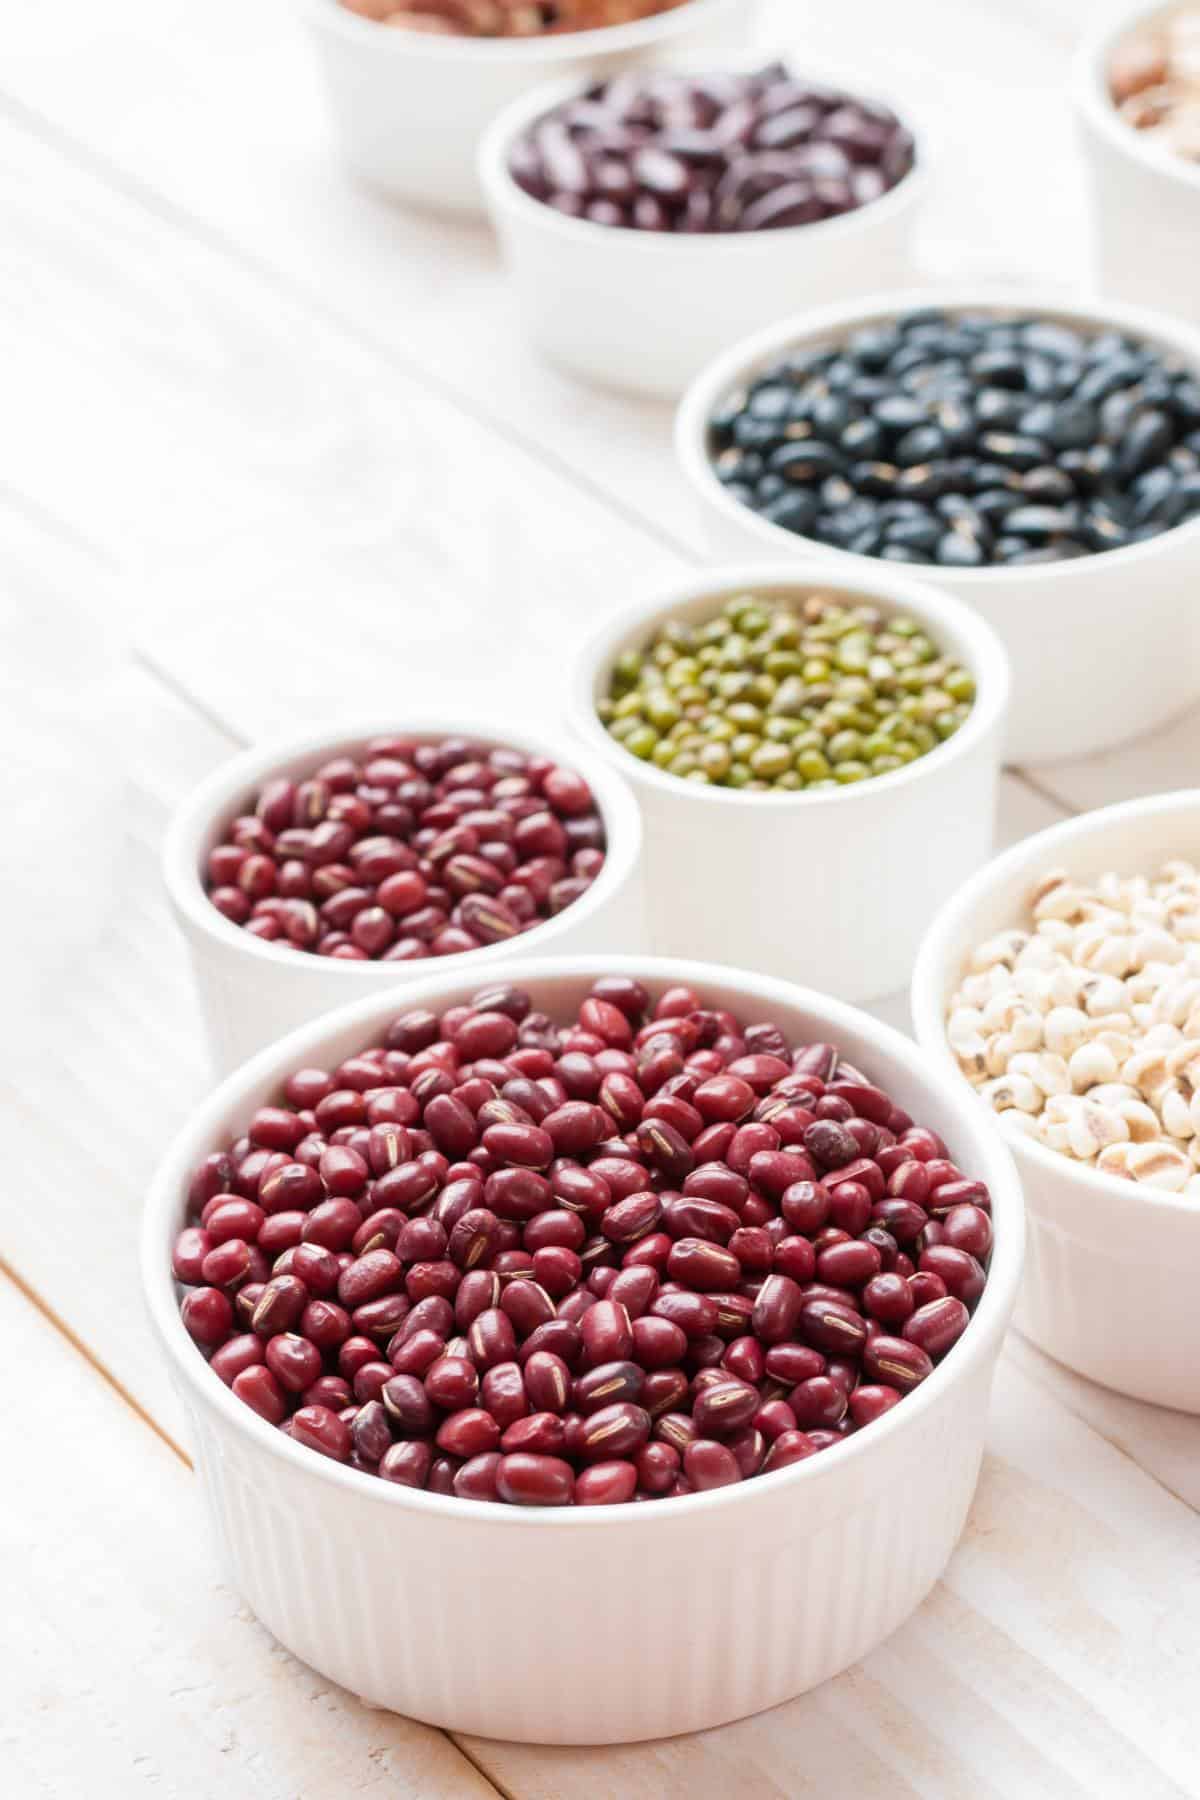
xmin=1073 ymin=3 xmax=1200 ymax=328
xmin=300 ymin=0 xmax=756 ymax=216
xmin=676 ymin=289 xmax=1200 ymax=763
xmin=144 ymin=954 xmax=1023 ymax=1744
xmin=912 ymin=790 xmax=1200 ymax=1414
xmin=479 ymin=59 xmax=927 ymax=396
xmin=568 ymin=562 xmax=1009 ymax=1004
xmin=163 ymin=718 xmax=646 ymax=1074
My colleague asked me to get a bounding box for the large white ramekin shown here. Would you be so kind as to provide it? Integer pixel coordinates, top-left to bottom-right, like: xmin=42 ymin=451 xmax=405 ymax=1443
xmin=479 ymin=61 xmax=927 ymax=396
xmin=144 ymin=953 xmax=1023 ymax=1744
xmin=676 ymin=289 xmax=1200 ymax=764
xmin=913 ymin=790 xmax=1200 ymax=1414
xmin=569 ymin=562 xmax=1009 ymax=1003
xmin=300 ymin=0 xmax=756 ymax=215
xmin=1073 ymin=3 xmax=1200 ymax=327
xmin=163 ymin=718 xmax=646 ymax=1074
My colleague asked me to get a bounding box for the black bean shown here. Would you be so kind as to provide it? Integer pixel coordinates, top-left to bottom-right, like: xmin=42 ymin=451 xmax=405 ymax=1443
xmin=1019 ymin=467 xmax=1076 ymax=503
xmin=1004 ymin=506 xmax=1080 ymax=540
xmin=1131 ymin=467 xmax=1183 ymax=526
xmin=879 ymin=543 xmax=929 ymax=562
xmin=936 ymin=531 xmax=987 ymax=566
xmin=884 ymin=514 xmax=941 ymax=551
xmin=770 ymin=443 xmax=844 ymax=482
xmin=895 ymin=425 xmax=947 ymax=465
xmin=1081 ymin=504 xmax=1131 ymax=551
xmin=977 ymin=433 xmax=1051 ymax=472
xmin=841 ymin=417 xmax=886 ymax=458
xmin=1116 ymin=411 xmax=1174 ymax=482
xmin=974 ymin=488 xmax=1025 ymax=524
xmin=974 ymin=389 xmax=1026 ymax=428
xmin=762 ymin=492 xmax=819 ymax=534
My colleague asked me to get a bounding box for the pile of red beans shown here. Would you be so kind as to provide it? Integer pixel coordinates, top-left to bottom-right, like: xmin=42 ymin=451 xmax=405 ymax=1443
xmin=175 ymin=980 xmax=992 ymax=1506
xmin=203 ymin=735 xmax=606 ymax=961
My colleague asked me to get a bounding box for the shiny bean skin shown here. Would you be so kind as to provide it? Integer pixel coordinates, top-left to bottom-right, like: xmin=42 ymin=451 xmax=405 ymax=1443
xmin=496 ymin=1454 xmax=575 ymax=1507
xmin=683 ymin=1440 xmax=742 ymax=1490
xmin=863 ymin=1335 xmax=933 ymax=1393
xmin=903 ymin=1296 xmax=970 ymax=1360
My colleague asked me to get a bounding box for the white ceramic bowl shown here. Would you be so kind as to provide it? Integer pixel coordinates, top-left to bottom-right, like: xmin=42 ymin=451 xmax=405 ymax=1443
xmin=912 ymin=790 xmax=1200 ymax=1414
xmin=569 ymin=562 xmax=1009 ymax=1004
xmin=144 ymin=953 xmax=1023 ymax=1744
xmin=164 ymin=717 xmax=646 ymax=1074
xmin=478 ymin=61 xmax=927 ymax=396
xmin=1074 ymin=3 xmax=1200 ymax=327
xmin=676 ymin=289 xmax=1200 ymax=764
xmin=300 ymin=0 xmax=756 ymax=215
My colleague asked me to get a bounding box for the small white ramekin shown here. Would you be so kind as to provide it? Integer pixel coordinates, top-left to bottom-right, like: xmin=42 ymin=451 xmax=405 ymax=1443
xmin=300 ymin=0 xmax=756 ymax=215
xmin=569 ymin=562 xmax=1009 ymax=1004
xmin=144 ymin=953 xmax=1023 ymax=1744
xmin=676 ymin=289 xmax=1200 ymax=764
xmin=163 ymin=717 xmax=646 ymax=1074
xmin=478 ymin=60 xmax=927 ymax=396
xmin=912 ymin=790 xmax=1200 ymax=1414
xmin=1073 ymin=3 xmax=1200 ymax=327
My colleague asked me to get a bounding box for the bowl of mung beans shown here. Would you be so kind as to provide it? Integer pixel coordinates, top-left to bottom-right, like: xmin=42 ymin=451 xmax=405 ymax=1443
xmin=1074 ymin=3 xmax=1200 ymax=330
xmin=301 ymin=0 xmax=756 ymax=214
xmin=913 ymin=789 xmax=1200 ymax=1412
xmin=570 ymin=562 xmax=1009 ymax=1003
xmin=676 ymin=290 xmax=1200 ymax=763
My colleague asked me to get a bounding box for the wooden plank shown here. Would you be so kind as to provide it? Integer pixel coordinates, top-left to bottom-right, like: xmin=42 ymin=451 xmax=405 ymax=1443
xmin=1008 ymin=1336 xmax=1200 ymax=1516
xmin=463 ymin=1359 xmax=1200 ymax=1799
xmin=0 ymin=0 xmax=1097 ymax=563
xmin=0 ymin=1274 xmax=499 ymax=1799
xmin=1033 ymin=701 xmax=1200 ymax=815
xmin=0 ymin=494 xmax=240 ymax=1433
xmin=0 ymin=112 xmax=682 ymax=738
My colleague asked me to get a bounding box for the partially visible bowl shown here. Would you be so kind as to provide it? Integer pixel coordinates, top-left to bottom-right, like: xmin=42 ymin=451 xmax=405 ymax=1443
xmin=676 ymin=289 xmax=1200 ymax=763
xmin=912 ymin=789 xmax=1200 ymax=1413
xmin=163 ymin=717 xmax=646 ymax=1073
xmin=301 ymin=0 xmax=757 ymax=215
xmin=1073 ymin=2 xmax=1200 ymax=326
xmin=570 ymin=561 xmax=1009 ymax=1003
xmin=479 ymin=58 xmax=927 ymax=396
xmin=144 ymin=953 xmax=1023 ymax=1743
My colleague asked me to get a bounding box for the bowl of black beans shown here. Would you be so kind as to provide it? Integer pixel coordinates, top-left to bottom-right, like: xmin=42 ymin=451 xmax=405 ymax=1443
xmin=676 ymin=293 xmax=1200 ymax=762
xmin=479 ymin=59 xmax=925 ymax=395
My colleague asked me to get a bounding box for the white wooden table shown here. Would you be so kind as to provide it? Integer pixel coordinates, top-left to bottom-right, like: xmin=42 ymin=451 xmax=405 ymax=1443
xmin=4 ymin=1 xmax=1200 ymax=1793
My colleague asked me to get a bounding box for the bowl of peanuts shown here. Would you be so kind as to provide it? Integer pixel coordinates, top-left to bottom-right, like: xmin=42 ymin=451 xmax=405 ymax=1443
xmin=913 ymin=789 xmax=1200 ymax=1412
xmin=1074 ymin=3 xmax=1200 ymax=326
xmin=301 ymin=0 xmax=757 ymax=215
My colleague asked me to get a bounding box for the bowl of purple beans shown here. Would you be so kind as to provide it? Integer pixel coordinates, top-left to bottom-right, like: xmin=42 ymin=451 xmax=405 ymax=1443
xmin=479 ymin=58 xmax=925 ymax=394
xmin=145 ymin=954 xmax=1022 ymax=1742
xmin=163 ymin=718 xmax=646 ymax=1074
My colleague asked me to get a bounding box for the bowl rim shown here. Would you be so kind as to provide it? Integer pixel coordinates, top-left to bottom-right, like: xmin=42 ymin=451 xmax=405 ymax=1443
xmin=162 ymin=714 xmax=643 ymax=980
xmin=302 ymin=0 xmax=744 ymax=61
xmin=144 ymin=953 xmax=1025 ymax=1530
xmin=674 ymin=285 xmax=1200 ymax=584
xmin=567 ymin=558 xmax=1009 ymax=811
xmin=1072 ymin=0 xmax=1200 ymax=197
xmin=477 ymin=50 xmax=928 ymax=253
xmin=911 ymin=788 xmax=1200 ymax=1218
